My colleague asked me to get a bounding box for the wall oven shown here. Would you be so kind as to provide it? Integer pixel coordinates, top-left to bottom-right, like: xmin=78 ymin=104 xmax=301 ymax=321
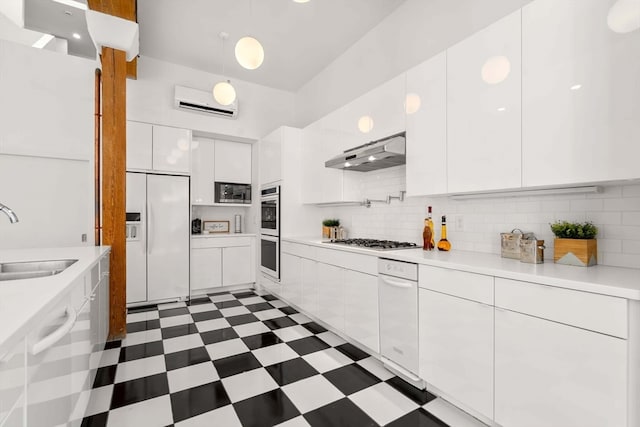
xmin=260 ymin=184 xmax=280 ymax=280
xmin=261 ymin=185 xmax=279 ymax=236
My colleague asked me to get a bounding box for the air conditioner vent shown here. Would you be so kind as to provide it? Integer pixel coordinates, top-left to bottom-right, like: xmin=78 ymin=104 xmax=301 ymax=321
xmin=174 ymin=85 xmax=238 ymax=119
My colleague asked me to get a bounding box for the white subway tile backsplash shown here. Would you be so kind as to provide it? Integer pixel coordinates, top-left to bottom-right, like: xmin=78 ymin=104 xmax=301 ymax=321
xmin=321 ymin=167 xmax=640 ymax=269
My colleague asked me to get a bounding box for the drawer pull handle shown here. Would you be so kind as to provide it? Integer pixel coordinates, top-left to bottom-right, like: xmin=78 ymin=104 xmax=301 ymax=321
xmin=30 ymin=306 xmax=77 ymax=356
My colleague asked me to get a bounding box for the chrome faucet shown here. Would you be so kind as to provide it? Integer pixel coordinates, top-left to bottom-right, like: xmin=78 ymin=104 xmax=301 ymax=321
xmin=0 ymin=203 xmax=19 ymax=223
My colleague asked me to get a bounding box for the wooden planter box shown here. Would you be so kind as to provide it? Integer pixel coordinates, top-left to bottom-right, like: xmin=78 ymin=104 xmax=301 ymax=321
xmin=553 ymin=238 xmax=597 ymax=266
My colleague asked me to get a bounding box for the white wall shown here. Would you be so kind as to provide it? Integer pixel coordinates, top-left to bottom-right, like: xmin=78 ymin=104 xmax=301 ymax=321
xmin=318 ymin=166 xmax=640 ymax=269
xmin=293 ymin=0 xmax=533 ymax=127
xmin=128 ymin=56 xmax=296 ymax=141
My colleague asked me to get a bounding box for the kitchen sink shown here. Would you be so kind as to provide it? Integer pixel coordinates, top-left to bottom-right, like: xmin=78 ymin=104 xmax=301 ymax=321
xmin=0 ymin=259 xmax=78 ymax=281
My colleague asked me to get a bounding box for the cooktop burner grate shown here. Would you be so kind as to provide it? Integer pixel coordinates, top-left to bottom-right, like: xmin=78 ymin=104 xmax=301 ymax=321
xmin=326 ymin=238 xmax=418 ymax=250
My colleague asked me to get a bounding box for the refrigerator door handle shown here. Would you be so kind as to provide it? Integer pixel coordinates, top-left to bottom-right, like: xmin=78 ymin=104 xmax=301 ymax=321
xmin=147 ymin=201 xmax=153 ymax=255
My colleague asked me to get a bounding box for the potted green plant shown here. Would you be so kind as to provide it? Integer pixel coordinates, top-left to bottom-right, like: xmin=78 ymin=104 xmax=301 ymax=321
xmin=322 ymin=219 xmax=340 ymax=239
xmin=550 ymin=221 xmax=598 ymax=266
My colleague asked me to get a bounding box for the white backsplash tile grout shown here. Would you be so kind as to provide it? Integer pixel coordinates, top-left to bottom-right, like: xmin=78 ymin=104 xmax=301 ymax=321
xmin=324 ymin=166 xmax=640 ymax=269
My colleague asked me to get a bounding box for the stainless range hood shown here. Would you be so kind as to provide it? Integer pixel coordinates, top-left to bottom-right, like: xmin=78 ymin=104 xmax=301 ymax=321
xmin=325 ymin=132 xmax=406 ymax=172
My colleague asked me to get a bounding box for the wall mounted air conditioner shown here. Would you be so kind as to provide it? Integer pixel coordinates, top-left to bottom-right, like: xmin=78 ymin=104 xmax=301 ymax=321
xmin=174 ymin=85 xmax=238 ymax=119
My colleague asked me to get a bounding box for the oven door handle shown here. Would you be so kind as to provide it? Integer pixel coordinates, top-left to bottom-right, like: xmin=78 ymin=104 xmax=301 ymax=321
xmin=261 ymin=195 xmax=279 ymax=202
xmin=261 ymin=234 xmax=279 ymax=242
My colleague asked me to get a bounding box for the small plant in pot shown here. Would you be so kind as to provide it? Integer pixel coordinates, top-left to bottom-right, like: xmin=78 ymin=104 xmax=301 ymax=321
xmin=550 ymin=221 xmax=598 ymax=266
xmin=322 ymin=219 xmax=340 ymax=239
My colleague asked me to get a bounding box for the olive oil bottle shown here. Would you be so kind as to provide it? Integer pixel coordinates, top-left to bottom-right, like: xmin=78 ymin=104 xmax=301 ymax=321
xmin=437 ymin=215 xmax=451 ymax=251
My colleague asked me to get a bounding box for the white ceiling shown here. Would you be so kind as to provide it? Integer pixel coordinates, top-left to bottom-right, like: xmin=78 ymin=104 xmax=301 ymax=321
xmin=137 ymin=0 xmax=407 ymax=91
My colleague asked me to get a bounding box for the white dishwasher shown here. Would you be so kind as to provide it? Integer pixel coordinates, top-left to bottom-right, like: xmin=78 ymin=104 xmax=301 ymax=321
xmin=378 ymin=258 xmax=424 ymax=389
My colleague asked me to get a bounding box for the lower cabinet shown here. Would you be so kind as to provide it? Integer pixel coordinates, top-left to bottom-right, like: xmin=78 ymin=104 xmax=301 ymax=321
xmin=280 ymin=253 xmax=302 ymax=307
xmin=418 ymin=289 xmax=493 ymax=420
xmin=494 ymin=308 xmax=627 ymax=427
xmin=191 ymin=237 xmax=256 ymax=294
xmin=317 ymin=263 xmax=344 ymax=333
xmin=300 ymin=258 xmax=318 ymax=317
xmin=344 ymin=270 xmax=379 ymax=353
xmin=0 ymin=338 xmax=25 ymax=427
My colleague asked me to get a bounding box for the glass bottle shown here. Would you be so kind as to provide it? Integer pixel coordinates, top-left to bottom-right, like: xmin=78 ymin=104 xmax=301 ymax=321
xmin=437 ymin=215 xmax=451 ymax=251
xmin=427 ymin=206 xmax=435 ymax=249
xmin=422 ymin=218 xmax=433 ymax=250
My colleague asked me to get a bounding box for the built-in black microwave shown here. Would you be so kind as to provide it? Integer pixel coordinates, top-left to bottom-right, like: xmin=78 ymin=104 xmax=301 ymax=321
xmin=214 ymin=182 xmax=252 ymax=204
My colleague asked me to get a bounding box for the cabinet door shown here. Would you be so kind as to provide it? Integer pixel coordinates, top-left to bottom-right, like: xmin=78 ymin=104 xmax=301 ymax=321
xmin=406 ymin=52 xmax=447 ymax=196
xmin=222 ymin=246 xmax=253 ymax=286
xmin=447 ymin=10 xmax=522 ymax=193
xmin=316 ymin=263 xmax=344 ymax=333
xmin=419 ymin=289 xmax=493 ymax=419
xmin=495 ymin=309 xmax=626 ymax=427
xmin=191 ymin=137 xmax=215 ymax=204
xmin=300 ymin=258 xmax=318 ymax=317
xmin=0 ymin=338 xmax=25 ymax=427
xmin=280 ymin=253 xmax=302 ymax=307
xmin=259 ymin=128 xmax=282 ymax=186
xmin=521 ymin=0 xmax=640 ymax=187
xmin=152 ymin=125 xmax=191 ymax=173
xmin=344 ymin=270 xmax=379 ymax=353
xmin=126 ymin=121 xmax=153 ymax=170
xmin=191 ymin=248 xmax=222 ymax=292
xmin=215 ymin=140 xmax=252 ymax=184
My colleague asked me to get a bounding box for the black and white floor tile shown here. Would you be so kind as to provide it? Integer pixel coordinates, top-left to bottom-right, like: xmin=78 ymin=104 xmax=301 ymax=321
xmin=80 ymin=289 xmax=486 ymax=427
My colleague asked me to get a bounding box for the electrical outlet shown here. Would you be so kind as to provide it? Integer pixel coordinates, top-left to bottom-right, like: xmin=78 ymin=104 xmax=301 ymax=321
xmin=81 ymin=233 xmax=87 ymax=242
xmin=455 ymin=215 xmax=464 ymax=231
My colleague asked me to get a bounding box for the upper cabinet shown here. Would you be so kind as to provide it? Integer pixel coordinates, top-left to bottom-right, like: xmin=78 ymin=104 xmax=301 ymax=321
xmin=126 ymin=121 xmax=191 ymax=174
xmin=405 ymin=51 xmax=448 ymax=197
xmin=152 ymin=125 xmax=191 ymax=174
xmin=126 ymin=121 xmax=153 ymax=170
xmin=191 ymin=137 xmax=215 ymax=204
xmin=259 ymin=129 xmax=283 ymax=185
xmin=214 ymin=140 xmax=251 ymax=184
xmin=447 ymin=10 xmax=522 ymax=193
xmin=521 ymin=0 xmax=640 ymax=187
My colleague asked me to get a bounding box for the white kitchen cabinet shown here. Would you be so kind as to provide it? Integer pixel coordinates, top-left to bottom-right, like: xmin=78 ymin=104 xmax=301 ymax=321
xmin=447 ymin=10 xmax=522 ymax=193
xmin=126 ymin=121 xmax=153 ymax=171
xmin=344 ymin=270 xmax=379 ymax=353
xmin=190 ymin=247 xmax=223 ymax=292
xmin=152 ymin=125 xmax=191 ymax=174
xmin=419 ymin=289 xmax=494 ymax=420
xmin=280 ymin=253 xmax=303 ymax=307
xmin=340 ymin=74 xmax=406 ymax=144
xmin=0 ymin=41 xmax=94 ymax=161
xmin=300 ymin=258 xmax=318 ymax=317
xmin=215 ymin=140 xmax=252 ymax=184
xmin=259 ymin=128 xmax=283 ymax=186
xmin=495 ymin=308 xmax=627 ymax=427
xmin=521 ymin=0 xmax=640 ymax=187
xmin=0 ymin=338 xmax=25 ymax=427
xmin=405 ymin=51 xmax=448 ymax=196
xmin=222 ymin=246 xmax=253 ymax=286
xmin=301 ymin=113 xmax=346 ymax=204
xmin=190 ymin=137 xmax=215 ymax=204
xmin=316 ymin=263 xmax=345 ymax=334
xmin=190 ymin=237 xmax=256 ymax=294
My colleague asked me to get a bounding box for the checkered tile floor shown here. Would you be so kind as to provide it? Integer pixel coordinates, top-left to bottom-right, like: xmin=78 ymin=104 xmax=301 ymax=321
xmin=80 ymin=289 xmax=486 ymax=427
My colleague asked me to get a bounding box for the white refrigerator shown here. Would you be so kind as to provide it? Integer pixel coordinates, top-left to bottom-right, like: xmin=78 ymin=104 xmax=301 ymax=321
xmin=126 ymin=172 xmax=190 ymax=303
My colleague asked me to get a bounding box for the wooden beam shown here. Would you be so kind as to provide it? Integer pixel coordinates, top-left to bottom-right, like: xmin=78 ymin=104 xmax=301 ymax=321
xmin=87 ymin=0 xmax=137 ymax=79
xmin=101 ymin=46 xmax=127 ymax=340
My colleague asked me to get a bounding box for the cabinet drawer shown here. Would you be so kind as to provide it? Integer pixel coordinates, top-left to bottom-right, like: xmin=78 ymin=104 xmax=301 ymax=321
xmin=191 ymin=236 xmax=253 ymax=249
xmin=315 ymin=248 xmax=377 ymax=275
xmin=281 ymin=241 xmax=316 ymax=259
xmin=419 ymin=265 xmax=493 ymax=305
xmin=495 ymin=278 xmax=627 ymax=338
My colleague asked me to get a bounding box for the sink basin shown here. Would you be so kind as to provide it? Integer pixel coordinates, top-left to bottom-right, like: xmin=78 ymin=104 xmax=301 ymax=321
xmin=0 ymin=259 xmax=78 ymax=281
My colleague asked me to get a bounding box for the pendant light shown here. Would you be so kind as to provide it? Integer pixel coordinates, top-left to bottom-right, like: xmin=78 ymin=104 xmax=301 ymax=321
xmin=235 ymin=0 xmax=264 ymax=70
xmin=213 ymin=32 xmax=236 ymax=106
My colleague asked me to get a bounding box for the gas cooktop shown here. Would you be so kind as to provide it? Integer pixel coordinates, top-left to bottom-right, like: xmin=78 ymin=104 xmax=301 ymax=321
xmin=326 ymin=238 xmax=418 ymax=250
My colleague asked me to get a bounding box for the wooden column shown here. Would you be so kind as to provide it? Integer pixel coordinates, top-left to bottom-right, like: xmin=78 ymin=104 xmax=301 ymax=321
xmin=101 ymin=46 xmax=127 ymax=340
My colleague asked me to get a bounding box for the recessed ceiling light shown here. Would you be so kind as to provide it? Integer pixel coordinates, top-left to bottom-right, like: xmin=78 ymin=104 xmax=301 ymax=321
xmin=368 ymin=155 xmax=376 ymax=162
xmin=570 ymin=84 xmax=582 ymax=90
xmin=293 ymin=0 xmax=311 ymax=3
xmin=497 ymin=107 xmax=506 ymax=112
xmin=52 ymin=0 xmax=88 ymax=10
xmin=72 ymin=32 xmax=81 ymax=39
xmin=32 ymin=34 xmax=54 ymax=48
xmin=344 ymin=162 xmax=352 ymax=168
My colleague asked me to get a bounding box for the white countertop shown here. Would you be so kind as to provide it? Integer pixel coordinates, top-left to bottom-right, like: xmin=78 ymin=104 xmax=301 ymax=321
xmin=0 ymin=246 xmax=110 ymax=353
xmin=283 ymin=237 xmax=640 ymax=300
xmin=191 ymin=233 xmax=256 ymax=238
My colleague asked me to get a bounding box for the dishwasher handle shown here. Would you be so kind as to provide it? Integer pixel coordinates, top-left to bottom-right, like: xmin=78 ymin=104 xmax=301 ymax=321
xmin=379 ymin=275 xmax=414 ymax=289
xmin=30 ymin=305 xmax=77 ymax=356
